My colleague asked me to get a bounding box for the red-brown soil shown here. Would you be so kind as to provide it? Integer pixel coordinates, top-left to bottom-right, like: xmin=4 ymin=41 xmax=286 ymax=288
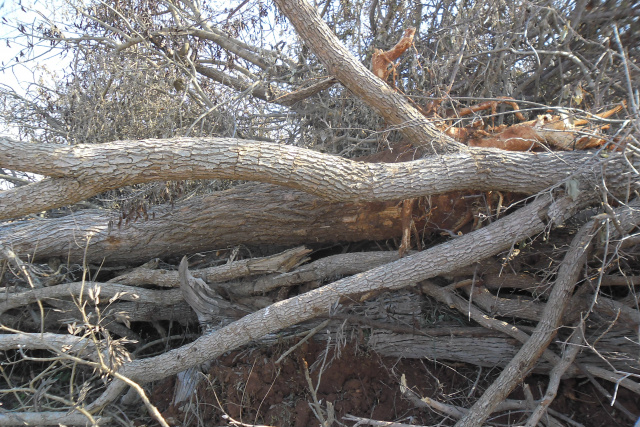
xmin=150 ymin=340 xmax=638 ymax=426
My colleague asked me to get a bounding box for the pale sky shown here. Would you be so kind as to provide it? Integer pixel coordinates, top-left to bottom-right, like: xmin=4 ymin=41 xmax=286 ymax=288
xmin=1 ymin=0 xmax=72 ymax=92
xmin=1 ymin=0 xmax=73 ymax=139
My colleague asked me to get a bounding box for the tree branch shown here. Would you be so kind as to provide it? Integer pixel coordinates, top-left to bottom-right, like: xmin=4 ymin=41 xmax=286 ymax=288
xmin=271 ymin=0 xmax=461 ymax=153
xmin=455 ymin=211 xmax=607 ymax=426
xmin=1 ymin=136 xmax=633 ymax=220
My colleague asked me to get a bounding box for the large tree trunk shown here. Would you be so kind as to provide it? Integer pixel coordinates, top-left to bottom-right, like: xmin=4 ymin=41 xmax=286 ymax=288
xmin=2 ymin=183 xmax=406 ymax=264
xmin=2 ymin=136 xmax=627 ymax=220
xmin=1 ymin=133 xmax=633 ymax=264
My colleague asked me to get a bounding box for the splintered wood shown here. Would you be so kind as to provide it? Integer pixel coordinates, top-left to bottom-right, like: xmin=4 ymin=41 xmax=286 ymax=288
xmin=371 ymin=27 xmax=416 ymax=83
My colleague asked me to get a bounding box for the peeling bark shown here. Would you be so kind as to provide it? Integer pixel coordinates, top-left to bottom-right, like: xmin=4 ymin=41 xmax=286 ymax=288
xmin=1 ymin=183 xmax=406 ymax=264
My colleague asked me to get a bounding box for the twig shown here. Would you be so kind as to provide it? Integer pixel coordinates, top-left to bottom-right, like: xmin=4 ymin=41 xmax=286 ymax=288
xmin=275 ymin=320 xmax=330 ymax=364
xmin=400 ymin=373 xmax=466 ymax=419
xmin=221 ymin=413 xmax=276 ymax=427
xmin=302 ymin=355 xmax=334 ymax=427
xmin=524 ymin=320 xmax=584 ymax=427
xmin=612 ymin=24 xmax=640 ymax=121
xmin=574 ymin=363 xmax=639 ymax=421
xmin=342 ymin=414 xmax=419 ymax=426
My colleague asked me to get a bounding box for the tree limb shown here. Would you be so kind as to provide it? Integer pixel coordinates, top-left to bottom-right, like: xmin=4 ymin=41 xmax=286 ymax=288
xmin=1 ymin=136 xmax=633 ymax=219
xmin=271 ymin=0 xmax=461 ymax=153
xmin=455 ymin=212 xmax=599 ymax=426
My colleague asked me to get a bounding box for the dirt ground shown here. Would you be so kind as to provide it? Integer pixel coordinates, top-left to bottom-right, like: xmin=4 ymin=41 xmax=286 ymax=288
xmin=149 ymin=340 xmax=638 ymax=426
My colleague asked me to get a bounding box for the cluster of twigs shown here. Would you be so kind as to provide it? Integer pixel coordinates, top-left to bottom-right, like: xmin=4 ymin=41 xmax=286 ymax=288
xmin=2 ymin=192 xmax=640 ymax=425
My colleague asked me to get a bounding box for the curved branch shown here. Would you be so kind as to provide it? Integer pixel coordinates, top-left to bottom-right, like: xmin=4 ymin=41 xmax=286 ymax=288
xmin=191 ymin=29 xmax=274 ymax=70
xmin=272 ymin=77 xmax=338 ymax=106
xmin=1 ymin=136 xmax=632 ymax=219
xmin=194 ymin=64 xmax=271 ymax=101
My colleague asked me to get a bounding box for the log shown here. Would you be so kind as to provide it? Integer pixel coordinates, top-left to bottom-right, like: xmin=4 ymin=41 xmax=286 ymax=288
xmin=1 ymin=183 xmax=405 ymax=264
xmin=369 ymin=328 xmax=640 ymax=376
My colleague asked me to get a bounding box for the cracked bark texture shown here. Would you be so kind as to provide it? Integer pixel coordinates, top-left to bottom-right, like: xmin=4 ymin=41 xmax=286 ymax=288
xmin=1 ymin=136 xmax=633 ymax=220
xmin=1 ymin=182 xmax=410 ymax=264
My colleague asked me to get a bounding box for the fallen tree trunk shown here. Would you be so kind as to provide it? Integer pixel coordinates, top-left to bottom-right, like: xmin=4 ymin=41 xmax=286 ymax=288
xmin=0 ymin=136 xmax=632 ymax=219
xmin=1 ymin=140 xmax=635 ymax=265
xmin=1 ymin=183 xmax=408 ymax=264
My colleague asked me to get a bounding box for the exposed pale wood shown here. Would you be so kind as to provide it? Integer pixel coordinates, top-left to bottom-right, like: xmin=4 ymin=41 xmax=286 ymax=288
xmin=371 ymin=28 xmax=416 ymax=82
xmin=178 ymin=256 xmax=249 ymax=327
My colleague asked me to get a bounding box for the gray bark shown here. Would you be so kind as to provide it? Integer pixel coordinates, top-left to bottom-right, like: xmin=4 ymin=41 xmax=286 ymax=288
xmin=369 ymin=329 xmax=639 ymax=377
xmin=0 ymin=183 xmax=407 ymax=264
xmin=455 ymin=198 xmax=640 ymax=426
xmin=1 ymin=136 xmax=634 ymax=218
xmin=271 ymin=0 xmax=461 ymax=153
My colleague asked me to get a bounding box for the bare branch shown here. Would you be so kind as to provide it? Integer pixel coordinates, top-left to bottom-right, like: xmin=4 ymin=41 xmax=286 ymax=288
xmin=2 ymin=136 xmax=634 ymax=219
